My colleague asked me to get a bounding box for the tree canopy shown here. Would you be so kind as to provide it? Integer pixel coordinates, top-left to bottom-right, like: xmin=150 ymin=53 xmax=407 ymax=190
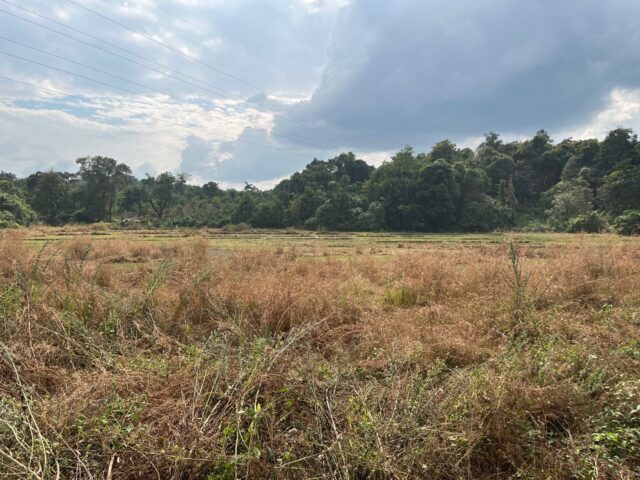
xmin=1 ymin=128 xmax=640 ymax=234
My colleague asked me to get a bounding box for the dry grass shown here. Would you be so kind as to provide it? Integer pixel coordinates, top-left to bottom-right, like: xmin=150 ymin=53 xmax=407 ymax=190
xmin=1 ymin=233 xmax=640 ymax=479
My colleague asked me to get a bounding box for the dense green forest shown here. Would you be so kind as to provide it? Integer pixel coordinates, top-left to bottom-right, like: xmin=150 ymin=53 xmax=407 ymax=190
xmin=2 ymin=128 xmax=640 ymax=234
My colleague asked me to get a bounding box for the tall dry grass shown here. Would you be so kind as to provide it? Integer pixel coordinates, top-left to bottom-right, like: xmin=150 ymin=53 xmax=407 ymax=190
xmin=0 ymin=234 xmax=639 ymax=478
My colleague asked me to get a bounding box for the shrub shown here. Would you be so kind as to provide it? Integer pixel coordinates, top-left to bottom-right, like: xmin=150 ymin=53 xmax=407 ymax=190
xmin=0 ymin=192 xmax=37 ymax=227
xmin=613 ymin=210 xmax=640 ymax=236
xmin=0 ymin=210 xmax=19 ymax=228
xmin=460 ymin=195 xmax=512 ymax=231
xmin=222 ymin=222 xmax=250 ymax=233
xmin=566 ymin=211 xmax=608 ymax=233
xmin=89 ymin=222 xmax=110 ymax=231
xmin=589 ymin=381 xmax=640 ymax=476
xmin=545 ymin=179 xmax=594 ymax=231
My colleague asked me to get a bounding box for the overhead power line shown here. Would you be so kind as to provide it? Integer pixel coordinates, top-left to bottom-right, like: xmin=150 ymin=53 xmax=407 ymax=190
xmin=58 ymin=0 xmax=401 ymax=151
xmin=62 ymin=0 xmax=265 ymax=93
xmin=0 ymin=35 xmax=340 ymax=150
xmin=0 ymin=75 xmax=318 ymax=153
xmin=1 ymin=50 xmax=144 ymax=96
xmin=0 ymin=50 xmax=329 ymax=149
xmin=0 ymin=2 xmax=382 ymax=151
xmin=0 ymin=4 xmax=259 ymax=101
xmin=136 ymin=0 xmax=408 ymax=151
xmin=0 ymin=35 xmax=282 ymax=140
xmin=151 ymin=0 xmax=299 ymax=82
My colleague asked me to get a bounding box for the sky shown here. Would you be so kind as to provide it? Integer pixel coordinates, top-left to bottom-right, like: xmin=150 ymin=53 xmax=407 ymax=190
xmin=2 ymin=0 xmax=640 ymax=188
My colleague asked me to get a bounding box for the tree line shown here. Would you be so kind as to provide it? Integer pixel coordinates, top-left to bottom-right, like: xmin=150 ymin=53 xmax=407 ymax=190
xmin=1 ymin=128 xmax=639 ymax=234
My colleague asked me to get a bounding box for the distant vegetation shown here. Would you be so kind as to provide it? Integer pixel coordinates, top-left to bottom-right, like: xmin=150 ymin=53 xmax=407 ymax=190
xmin=1 ymin=128 xmax=640 ymax=234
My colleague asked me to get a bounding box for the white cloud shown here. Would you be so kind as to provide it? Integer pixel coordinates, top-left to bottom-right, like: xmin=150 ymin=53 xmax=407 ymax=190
xmin=3 ymin=0 xmax=640 ymax=185
xmin=297 ymin=0 xmax=350 ymax=15
xmin=0 ymin=0 xmax=346 ymax=182
xmin=0 ymin=90 xmax=273 ymax=176
xmin=359 ymin=150 xmax=393 ymax=167
xmin=564 ymin=88 xmax=640 ymax=140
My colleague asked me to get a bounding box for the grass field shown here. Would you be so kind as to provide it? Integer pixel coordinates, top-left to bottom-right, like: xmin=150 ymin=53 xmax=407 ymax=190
xmin=1 ymin=227 xmax=640 ymax=479
xmin=20 ymin=225 xmax=639 ymax=252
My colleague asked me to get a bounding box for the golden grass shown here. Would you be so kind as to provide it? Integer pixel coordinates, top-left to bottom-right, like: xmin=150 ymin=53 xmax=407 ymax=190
xmin=1 ymin=233 xmax=639 ymax=479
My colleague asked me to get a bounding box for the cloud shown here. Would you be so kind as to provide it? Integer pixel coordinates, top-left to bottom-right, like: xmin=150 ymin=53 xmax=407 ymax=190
xmin=0 ymin=0 xmax=339 ymax=98
xmin=0 ymin=91 xmax=268 ymax=176
xmin=133 ymin=161 xmax=158 ymax=177
xmin=178 ymin=128 xmax=335 ymax=185
xmin=3 ymin=0 xmax=640 ymax=184
xmin=0 ymin=99 xmax=175 ymax=174
xmin=275 ymin=0 xmax=640 ymax=150
xmin=0 ymin=0 xmax=344 ymax=181
xmin=178 ymin=134 xmax=220 ymax=180
xmin=562 ymin=87 xmax=640 ymax=140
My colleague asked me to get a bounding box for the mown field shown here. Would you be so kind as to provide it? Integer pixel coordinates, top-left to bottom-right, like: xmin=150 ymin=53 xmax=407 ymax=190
xmin=1 ymin=227 xmax=640 ymax=479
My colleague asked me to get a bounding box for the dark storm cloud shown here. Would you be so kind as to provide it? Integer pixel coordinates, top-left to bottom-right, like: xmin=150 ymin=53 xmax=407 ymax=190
xmin=3 ymin=0 xmax=640 ymax=183
xmin=275 ymin=0 xmax=640 ymax=151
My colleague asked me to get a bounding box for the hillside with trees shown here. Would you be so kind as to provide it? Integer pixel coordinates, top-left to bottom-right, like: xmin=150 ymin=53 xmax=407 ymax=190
xmin=2 ymin=128 xmax=640 ymax=234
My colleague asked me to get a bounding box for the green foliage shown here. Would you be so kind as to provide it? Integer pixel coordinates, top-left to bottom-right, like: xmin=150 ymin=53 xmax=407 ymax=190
xmin=353 ymin=201 xmax=385 ymax=231
xmin=594 ymin=128 xmax=639 ymax=179
xmin=589 ymin=381 xmax=640 ymax=475
xmin=566 ymin=211 xmax=608 ymax=233
xmin=480 ymin=146 xmax=515 ymax=196
xmin=140 ymin=172 xmax=188 ymax=219
xmin=0 ymin=171 xmax=17 ymax=191
xmin=76 ymin=156 xmax=132 ymax=222
xmin=26 ymin=171 xmax=72 ymax=225
xmin=612 ymin=210 xmax=640 ymax=236
xmin=460 ymin=195 xmax=511 ymax=231
xmin=599 ymin=164 xmax=640 ymax=216
xmin=544 ymin=179 xmax=594 ymax=231
xmin=251 ymin=198 xmax=285 ymax=228
xmin=4 ymin=127 xmax=640 ymax=232
xmin=202 ymin=181 xmax=222 ymax=197
xmin=314 ymin=188 xmax=354 ymax=230
xmin=417 ymin=159 xmax=459 ymax=230
xmin=0 ymin=192 xmax=37 ymax=227
xmin=366 ymin=147 xmax=424 ymax=230
xmin=512 ymin=130 xmax=560 ymax=207
xmin=0 ymin=210 xmax=19 ymax=228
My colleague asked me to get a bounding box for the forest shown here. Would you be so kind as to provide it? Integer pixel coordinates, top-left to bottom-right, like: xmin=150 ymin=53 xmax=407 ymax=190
xmin=1 ymin=128 xmax=640 ymax=234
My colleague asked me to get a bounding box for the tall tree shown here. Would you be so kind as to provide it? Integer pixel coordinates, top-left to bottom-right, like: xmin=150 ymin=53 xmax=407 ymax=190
xmin=367 ymin=147 xmax=424 ymax=230
xmin=76 ymin=156 xmax=132 ymax=222
xmin=26 ymin=171 xmax=71 ymax=225
xmin=430 ymin=140 xmax=457 ymax=162
xmin=599 ymin=164 xmax=640 ymax=216
xmin=141 ymin=172 xmax=187 ymax=219
xmin=0 ymin=192 xmax=36 ymax=227
xmin=416 ymin=159 xmax=459 ymax=231
xmin=594 ymin=128 xmax=640 ymax=180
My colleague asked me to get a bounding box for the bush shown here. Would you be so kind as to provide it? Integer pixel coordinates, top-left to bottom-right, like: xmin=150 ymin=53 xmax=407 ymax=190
xmin=0 ymin=192 xmax=37 ymax=227
xmin=0 ymin=210 xmax=19 ymax=228
xmin=303 ymin=216 xmax=319 ymax=230
xmin=460 ymin=195 xmax=512 ymax=232
xmin=90 ymin=222 xmax=110 ymax=231
xmin=566 ymin=212 xmax=608 ymax=233
xmin=222 ymin=222 xmax=250 ymax=233
xmin=613 ymin=210 xmax=640 ymax=236
xmin=545 ymin=179 xmax=594 ymax=231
